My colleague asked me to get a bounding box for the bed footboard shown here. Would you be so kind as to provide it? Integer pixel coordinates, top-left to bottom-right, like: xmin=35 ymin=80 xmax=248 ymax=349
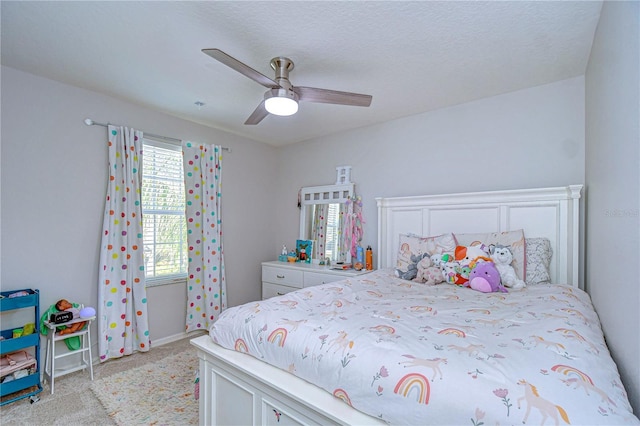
xmin=190 ymin=335 xmax=384 ymax=426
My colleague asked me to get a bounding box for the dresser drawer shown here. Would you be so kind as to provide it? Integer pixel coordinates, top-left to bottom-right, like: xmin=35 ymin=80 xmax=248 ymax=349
xmin=304 ymin=272 xmax=344 ymax=287
xmin=262 ymin=266 xmax=303 ymax=288
xmin=262 ymin=282 xmax=298 ymax=300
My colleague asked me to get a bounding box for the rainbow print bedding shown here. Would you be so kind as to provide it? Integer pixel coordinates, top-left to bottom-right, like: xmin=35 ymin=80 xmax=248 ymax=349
xmin=208 ymin=269 xmax=639 ymax=425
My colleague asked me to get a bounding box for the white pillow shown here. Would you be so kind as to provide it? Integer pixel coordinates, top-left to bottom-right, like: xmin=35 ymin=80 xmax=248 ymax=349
xmin=395 ymin=233 xmax=457 ymax=277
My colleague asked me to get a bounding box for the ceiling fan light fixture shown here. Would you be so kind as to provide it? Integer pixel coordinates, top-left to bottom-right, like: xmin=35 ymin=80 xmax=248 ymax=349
xmin=264 ymin=88 xmax=299 ymax=116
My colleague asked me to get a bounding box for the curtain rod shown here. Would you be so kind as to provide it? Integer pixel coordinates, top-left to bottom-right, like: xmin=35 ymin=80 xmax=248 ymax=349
xmin=84 ymin=118 xmax=231 ymax=152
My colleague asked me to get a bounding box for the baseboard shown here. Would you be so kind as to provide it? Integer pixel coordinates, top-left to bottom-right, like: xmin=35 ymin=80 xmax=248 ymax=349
xmin=81 ymin=330 xmax=206 ymax=367
xmin=152 ymin=330 xmax=206 ymax=347
xmin=38 ymin=331 xmax=207 ymax=384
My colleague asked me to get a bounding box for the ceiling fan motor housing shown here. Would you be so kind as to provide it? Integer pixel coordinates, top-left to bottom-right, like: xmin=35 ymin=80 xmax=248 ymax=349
xmin=270 ymin=57 xmax=295 ymax=92
xmin=265 ymin=87 xmax=298 ymax=102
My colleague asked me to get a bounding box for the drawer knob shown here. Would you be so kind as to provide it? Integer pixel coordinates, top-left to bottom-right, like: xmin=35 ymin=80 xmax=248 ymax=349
xmin=276 ymin=274 xmax=285 ymax=279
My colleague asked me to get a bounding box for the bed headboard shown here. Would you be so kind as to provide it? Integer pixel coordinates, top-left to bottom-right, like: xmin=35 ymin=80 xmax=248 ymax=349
xmin=376 ymin=185 xmax=583 ymax=287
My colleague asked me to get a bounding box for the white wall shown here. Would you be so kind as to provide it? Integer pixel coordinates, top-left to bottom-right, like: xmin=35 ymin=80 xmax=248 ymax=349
xmin=585 ymin=1 xmax=639 ymax=414
xmin=274 ymin=77 xmax=586 ymax=257
xmin=1 ymin=67 xmax=278 ymax=351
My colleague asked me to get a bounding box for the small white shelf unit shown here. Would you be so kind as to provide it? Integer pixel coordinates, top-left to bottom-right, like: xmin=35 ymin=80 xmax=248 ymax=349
xmin=42 ymin=315 xmax=95 ymax=394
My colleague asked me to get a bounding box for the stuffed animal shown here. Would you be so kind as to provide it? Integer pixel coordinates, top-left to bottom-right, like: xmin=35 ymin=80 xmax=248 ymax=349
xmin=414 ymin=256 xmax=444 ymax=285
xmin=468 ymin=262 xmax=508 ymax=293
xmin=440 ymin=261 xmax=460 ymax=284
xmin=453 ymin=245 xmax=491 ymax=285
xmin=396 ymin=253 xmax=429 ymax=281
xmin=454 ymin=264 xmax=471 ymax=284
xmin=490 ymin=244 xmax=526 ymax=290
xmin=430 ymin=253 xmax=444 ymax=267
xmin=455 ymin=245 xmax=491 ymax=267
xmin=413 ymin=256 xmax=431 ymax=282
xmin=425 ymin=266 xmax=445 ymax=285
xmin=441 ymin=253 xmax=454 ymax=264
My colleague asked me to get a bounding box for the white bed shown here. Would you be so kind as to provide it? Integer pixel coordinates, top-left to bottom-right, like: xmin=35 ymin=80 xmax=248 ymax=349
xmin=191 ymin=185 xmax=639 ymax=425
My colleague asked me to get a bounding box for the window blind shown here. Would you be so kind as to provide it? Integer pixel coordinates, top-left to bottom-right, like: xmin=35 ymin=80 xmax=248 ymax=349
xmin=142 ymin=140 xmax=187 ymax=281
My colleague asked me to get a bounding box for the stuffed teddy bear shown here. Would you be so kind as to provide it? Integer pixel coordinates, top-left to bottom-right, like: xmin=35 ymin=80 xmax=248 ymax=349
xmin=489 ymin=244 xmax=526 ymax=290
xmin=414 ymin=256 xmax=444 ymax=285
xmin=467 ymin=262 xmax=508 ymax=293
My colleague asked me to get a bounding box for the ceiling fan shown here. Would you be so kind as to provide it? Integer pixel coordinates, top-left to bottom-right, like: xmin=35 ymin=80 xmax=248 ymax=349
xmin=202 ymin=48 xmax=373 ymax=125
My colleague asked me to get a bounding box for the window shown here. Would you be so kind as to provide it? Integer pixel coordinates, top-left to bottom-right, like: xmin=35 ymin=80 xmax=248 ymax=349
xmin=324 ymin=203 xmax=341 ymax=260
xmin=141 ymin=139 xmax=187 ymax=285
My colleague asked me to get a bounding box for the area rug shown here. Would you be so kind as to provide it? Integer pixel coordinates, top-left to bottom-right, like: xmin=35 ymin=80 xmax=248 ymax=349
xmin=90 ymin=349 xmax=198 ymax=425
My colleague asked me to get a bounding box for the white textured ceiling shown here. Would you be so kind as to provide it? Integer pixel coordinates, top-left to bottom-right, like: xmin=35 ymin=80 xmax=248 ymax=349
xmin=1 ymin=1 xmax=601 ymax=146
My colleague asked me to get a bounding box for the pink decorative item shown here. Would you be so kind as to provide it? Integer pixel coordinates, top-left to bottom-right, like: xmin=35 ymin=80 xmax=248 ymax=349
xmin=343 ymin=195 xmax=365 ymax=259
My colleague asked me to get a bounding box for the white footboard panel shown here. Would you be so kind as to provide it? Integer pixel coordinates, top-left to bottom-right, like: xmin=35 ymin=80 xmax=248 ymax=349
xmin=190 ymin=335 xmax=385 ymax=426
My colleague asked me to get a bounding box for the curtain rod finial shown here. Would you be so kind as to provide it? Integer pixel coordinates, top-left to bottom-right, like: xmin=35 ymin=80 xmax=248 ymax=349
xmin=84 ymin=118 xmax=94 ymax=126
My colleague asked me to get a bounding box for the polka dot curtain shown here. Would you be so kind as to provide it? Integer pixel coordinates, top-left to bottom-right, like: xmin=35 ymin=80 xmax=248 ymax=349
xmin=98 ymin=126 xmax=150 ymax=362
xmin=182 ymin=142 xmax=226 ymax=332
xmin=311 ymin=204 xmax=328 ymax=260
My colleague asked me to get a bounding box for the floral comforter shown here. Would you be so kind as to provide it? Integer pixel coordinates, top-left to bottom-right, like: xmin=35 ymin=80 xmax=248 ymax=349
xmin=209 ymin=269 xmax=638 ymax=425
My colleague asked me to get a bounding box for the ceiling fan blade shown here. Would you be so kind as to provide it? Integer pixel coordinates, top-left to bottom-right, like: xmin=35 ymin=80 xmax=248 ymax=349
xmin=244 ymin=100 xmax=269 ymax=125
xmin=203 ymin=48 xmax=279 ymax=89
xmin=294 ymin=86 xmax=372 ymax=107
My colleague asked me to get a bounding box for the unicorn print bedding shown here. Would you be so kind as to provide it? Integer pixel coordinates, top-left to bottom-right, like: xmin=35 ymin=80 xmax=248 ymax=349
xmin=208 ymin=269 xmax=639 ymax=425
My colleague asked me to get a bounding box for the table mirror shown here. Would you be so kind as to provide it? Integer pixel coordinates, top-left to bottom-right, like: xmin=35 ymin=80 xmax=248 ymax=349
xmin=299 ymin=183 xmax=354 ymax=263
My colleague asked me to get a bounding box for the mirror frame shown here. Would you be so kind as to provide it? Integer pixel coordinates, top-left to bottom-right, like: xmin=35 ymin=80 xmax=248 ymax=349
xmin=299 ymin=183 xmax=355 ymax=263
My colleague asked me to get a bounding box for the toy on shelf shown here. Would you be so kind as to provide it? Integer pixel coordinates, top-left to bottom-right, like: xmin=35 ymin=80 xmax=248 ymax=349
xmin=278 ymin=245 xmax=289 ymax=262
xmin=40 ymin=299 xmax=94 ymax=351
xmin=55 ymin=300 xmax=86 ymax=335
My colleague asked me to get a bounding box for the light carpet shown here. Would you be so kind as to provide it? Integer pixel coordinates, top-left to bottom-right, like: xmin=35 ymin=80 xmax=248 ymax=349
xmin=90 ymin=349 xmax=198 ymax=425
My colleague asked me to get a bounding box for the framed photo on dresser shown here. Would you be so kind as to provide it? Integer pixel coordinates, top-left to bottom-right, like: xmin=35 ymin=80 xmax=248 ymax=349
xmin=295 ymin=239 xmax=313 ymax=263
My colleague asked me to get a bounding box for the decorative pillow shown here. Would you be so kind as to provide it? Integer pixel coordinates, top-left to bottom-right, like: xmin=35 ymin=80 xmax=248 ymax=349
xmin=454 ymin=230 xmax=526 ymax=281
xmin=525 ymin=237 xmax=553 ymax=285
xmin=395 ymin=233 xmax=457 ymax=281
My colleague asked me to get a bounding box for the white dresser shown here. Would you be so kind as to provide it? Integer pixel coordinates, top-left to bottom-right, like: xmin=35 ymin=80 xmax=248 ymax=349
xmin=262 ymin=261 xmax=368 ymax=299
